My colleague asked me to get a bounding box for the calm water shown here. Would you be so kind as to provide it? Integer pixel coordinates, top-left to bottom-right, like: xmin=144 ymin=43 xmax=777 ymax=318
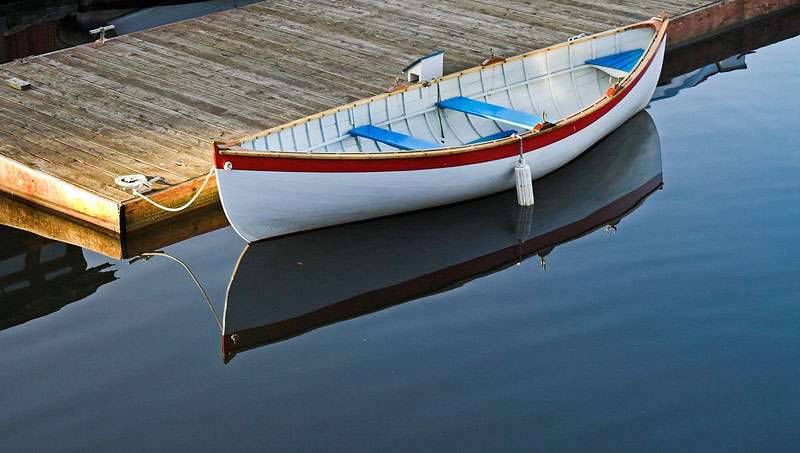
xmin=2 ymin=22 xmax=800 ymax=452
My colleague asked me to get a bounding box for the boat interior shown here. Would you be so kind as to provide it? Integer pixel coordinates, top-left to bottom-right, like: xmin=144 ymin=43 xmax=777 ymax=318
xmin=238 ymin=25 xmax=656 ymax=154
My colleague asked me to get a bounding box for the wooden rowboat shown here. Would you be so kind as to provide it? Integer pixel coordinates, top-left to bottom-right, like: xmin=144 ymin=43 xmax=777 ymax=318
xmin=221 ymin=111 xmax=663 ymax=362
xmin=213 ymin=17 xmax=668 ymax=242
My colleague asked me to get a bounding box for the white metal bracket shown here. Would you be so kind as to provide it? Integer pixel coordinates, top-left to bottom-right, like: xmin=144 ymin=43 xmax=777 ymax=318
xmin=90 ymin=25 xmax=116 ymax=44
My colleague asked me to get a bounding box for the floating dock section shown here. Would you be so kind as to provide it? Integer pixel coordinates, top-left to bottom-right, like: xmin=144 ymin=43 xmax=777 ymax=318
xmin=0 ymin=0 xmax=797 ymax=236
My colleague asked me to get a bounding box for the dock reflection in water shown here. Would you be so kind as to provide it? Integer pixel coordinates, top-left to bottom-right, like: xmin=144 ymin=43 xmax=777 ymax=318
xmin=653 ymin=53 xmax=749 ymax=101
xmin=0 ymin=226 xmax=116 ymax=332
xmin=222 ymin=111 xmax=663 ymax=363
xmin=653 ymin=6 xmax=800 ymax=101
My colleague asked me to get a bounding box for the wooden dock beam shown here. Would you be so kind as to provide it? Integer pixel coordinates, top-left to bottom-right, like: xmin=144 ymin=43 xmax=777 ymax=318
xmin=0 ymin=154 xmax=121 ymax=232
xmin=0 ymin=190 xmax=228 ymax=259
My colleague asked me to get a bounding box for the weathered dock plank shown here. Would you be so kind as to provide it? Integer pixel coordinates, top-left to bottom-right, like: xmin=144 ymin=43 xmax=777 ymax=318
xmin=0 ymin=0 xmax=795 ymax=234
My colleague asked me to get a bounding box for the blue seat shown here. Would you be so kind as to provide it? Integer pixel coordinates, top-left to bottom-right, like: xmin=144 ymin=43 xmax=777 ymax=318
xmin=349 ymin=125 xmax=439 ymax=150
xmin=437 ymin=96 xmax=542 ymax=129
xmin=585 ymin=48 xmax=645 ymax=77
xmin=467 ymin=130 xmax=517 ymax=144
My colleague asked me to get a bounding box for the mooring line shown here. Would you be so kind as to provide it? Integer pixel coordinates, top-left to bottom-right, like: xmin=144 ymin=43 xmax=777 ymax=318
xmin=134 ymin=251 xmax=222 ymax=332
xmin=116 ymin=166 xmax=215 ymax=213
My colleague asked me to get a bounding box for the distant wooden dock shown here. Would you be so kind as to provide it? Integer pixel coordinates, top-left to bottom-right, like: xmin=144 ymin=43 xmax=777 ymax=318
xmin=0 ymin=0 xmax=797 ymax=235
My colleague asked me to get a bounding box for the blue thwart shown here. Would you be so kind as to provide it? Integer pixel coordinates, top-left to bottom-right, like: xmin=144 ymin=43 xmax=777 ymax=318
xmin=349 ymin=125 xmax=440 ymax=150
xmin=437 ymin=96 xmax=542 ymax=129
xmin=585 ymin=48 xmax=645 ymax=74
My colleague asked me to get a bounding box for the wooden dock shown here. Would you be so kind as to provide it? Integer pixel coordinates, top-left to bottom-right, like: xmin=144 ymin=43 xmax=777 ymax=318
xmin=0 ymin=0 xmax=797 ymax=235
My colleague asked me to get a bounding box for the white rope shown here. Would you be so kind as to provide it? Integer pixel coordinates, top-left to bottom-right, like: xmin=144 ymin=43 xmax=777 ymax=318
xmin=117 ymin=166 xmax=215 ymax=213
xmin=135 ymin=251 xmax=223 ymax=332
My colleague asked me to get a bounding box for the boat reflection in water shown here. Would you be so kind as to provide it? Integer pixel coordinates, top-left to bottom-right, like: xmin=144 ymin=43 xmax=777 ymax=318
xmin=0 ymin=226 xmax=116 ymax=331
xmin=222 ymin=111 xmax=663 ymax=363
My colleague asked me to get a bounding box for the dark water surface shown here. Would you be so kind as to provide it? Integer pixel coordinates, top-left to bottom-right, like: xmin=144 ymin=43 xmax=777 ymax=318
xmin=2 ymin=24 xmax=800 ymax=452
